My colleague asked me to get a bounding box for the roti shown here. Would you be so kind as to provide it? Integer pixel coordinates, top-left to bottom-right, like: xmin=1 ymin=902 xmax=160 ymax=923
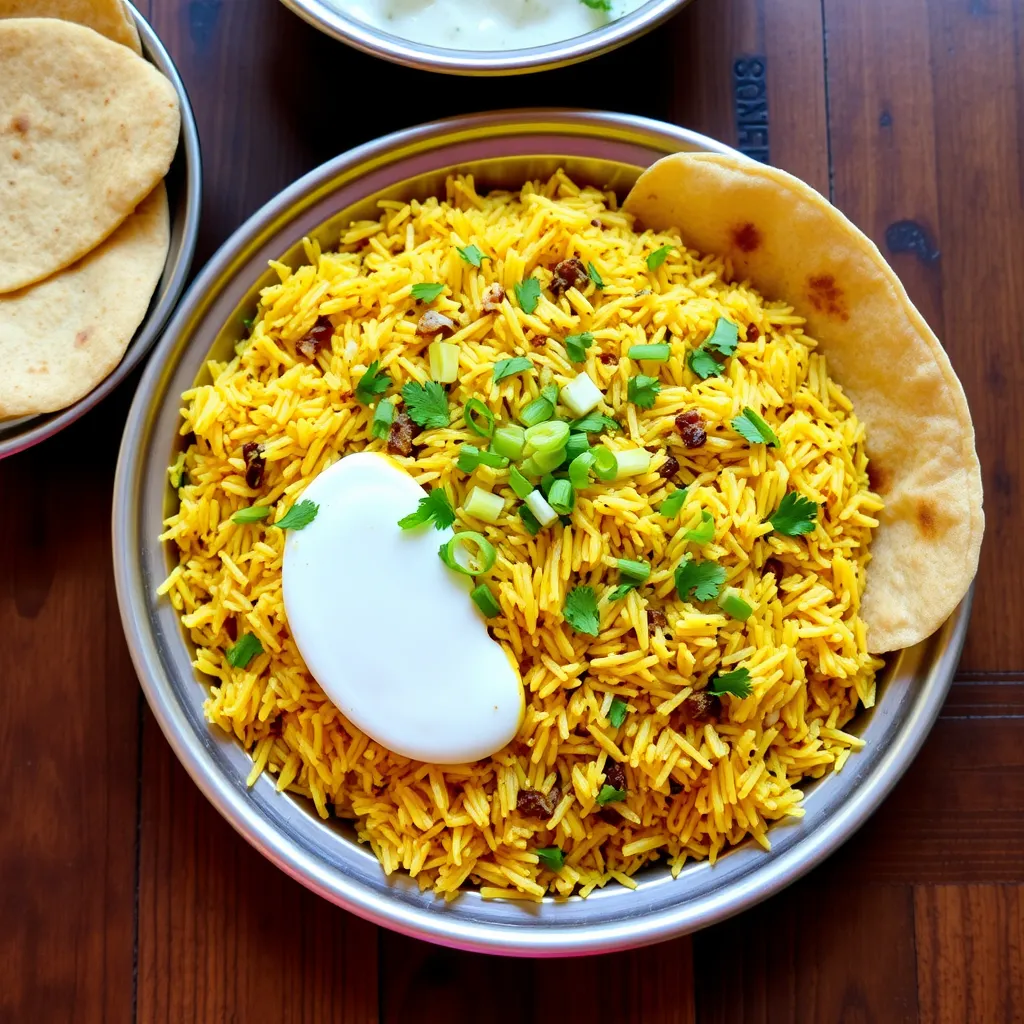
xmin=624 ymin=152 xmax=983 ymax=653
xmin=0 ymin=18 xmax=179 ymax=294
xmin=0 ymin=183 xmax=169 ymax=418
xmin=0 ymin=0 xmax=142 ymax=51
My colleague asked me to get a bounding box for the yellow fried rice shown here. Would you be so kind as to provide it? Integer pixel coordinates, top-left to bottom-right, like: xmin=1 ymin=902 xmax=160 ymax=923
xmin=157 ymin=171 xmax=885 ymax=900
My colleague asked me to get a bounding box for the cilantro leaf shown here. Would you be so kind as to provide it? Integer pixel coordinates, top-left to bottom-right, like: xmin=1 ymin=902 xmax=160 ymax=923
xmin=708 ymin=667 xmax=753 ymax=698
xmin=456 ymin=244 xmax=488 ymax=267
xmin=514 ymin=277 xmax=541 ymax=314
xmin=627 ymin=373 xmax=661 ymax=409
xmin=646 ymin=244 xmax=674 ymax=270
xmin=659 ymin=487 xmax=689 ymax=517
xmin=355 ymin=360 xmax=392 ymax=405
xmin=226 ymin=633 xmax=263 ymax=669
xmin=767 ymin=491 xmax=819 ymax=536
xmin=242 ymin=316 xmax=255 ymax=331
xmin=587 ymin=262 xmax=605 ymax=290
xmin=596 ymin=785 xmax=626 ymax=805
xmin=492 ymin=356 xmax=533 ymax=384
xmin=564 ymin=332 xmax=594 ymax=363
xmin=688 ymin=346 xmax=722 ymax=380
xmin=580 ymin=0 xmax=612 ymax=8
xmin=276 ymin=499 xmax=319 ymax=531
xmin=401 ymin=380 xmax=450 ymax=429
xmin=411 ymin=282 xmax=445 ymax=302
xmin=563 ymin=584 xmax=600 ymax=636
xmin=732 ymin=407 xmax=779 ymax=447
xmin=607 ymin=582 xmax=636 ymax=602
xmin=608 ymin=697 xmax=629 ymax=728
xmin=397 ymin=488 xmax=456 ymax=530
xmin=535 ymin=847 xmax=565 ymax=871
xmin=706 ymin=317 xmax=739 ymax=356
xmin=674 ymin=555 xmax=727 ymax=602
xmin=684 ymin=510 xmax=715 ymax=544
xmin=570 ymin=413 xmax=619 ymax=434
xmin=371 ymin=396 xmax=395 ymax=439
xmin=232 ymin=504 xmax=271 ymax=524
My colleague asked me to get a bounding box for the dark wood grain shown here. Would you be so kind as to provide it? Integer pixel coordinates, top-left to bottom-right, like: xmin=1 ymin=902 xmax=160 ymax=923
xmin=3 ymin=0 xmax=1024 ymax=1017
xmin=915 ymin=886 xmax=1024 ymax=1024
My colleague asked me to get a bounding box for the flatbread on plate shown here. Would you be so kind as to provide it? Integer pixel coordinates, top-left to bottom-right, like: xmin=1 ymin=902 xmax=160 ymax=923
xmin=624 ymin=152 xmax=983 ymax=653
xmin=0 ymin=183 xmax=169 ymax=418
xmin=0 ymin=18 xmax=178 ymax=294
xmin=0 ymin=0 xmax=142 ymax=51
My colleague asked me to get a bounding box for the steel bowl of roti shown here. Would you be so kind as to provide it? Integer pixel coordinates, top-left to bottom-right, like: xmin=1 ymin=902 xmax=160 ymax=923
xmin=0 ymin=0 xmax=201 ymax=459
xmin=113 ymin=111 xmax=982 ymax=954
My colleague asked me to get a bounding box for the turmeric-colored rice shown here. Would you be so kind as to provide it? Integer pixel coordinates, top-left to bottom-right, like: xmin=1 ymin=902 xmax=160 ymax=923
xmin=158 ymin=172 xmax=884 ymax=899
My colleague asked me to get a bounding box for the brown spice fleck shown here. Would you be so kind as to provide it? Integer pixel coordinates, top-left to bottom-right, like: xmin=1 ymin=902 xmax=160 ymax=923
xmin=746 ymin=323 xmax=760 ymax=343
xmin=416 ymin=310 xmax=455 ymax=335
xmin=647 ymin=608 xmax=668 ymax=632
xmin=223 ymin=617 xmax=237 ymax=642
xmin=516 ymin=781 xmax=561 ymax=818
xmin=481 ymin=282 xmax=505 ymax=311
xmin=591 ymin=219 xmax=601 ymax=228
xmin=675 ymin=410 xmax=707 ymax=448
xmin=296 ymin=315 xmax=333 ymax=359
xmin=550 ymin=257 xmax=588 ymax=296
xmin=681 ymin=691 xmax=720 ymax=723
xmin=604 ymin=761 xmax=627 ymax=792
xmin=599 ymin=352 xmax=618 ymax=365
xmin=241 ymin=442 xmax=265 ymax=489
xmin=386 ymin=410 xmax=418 ymax=457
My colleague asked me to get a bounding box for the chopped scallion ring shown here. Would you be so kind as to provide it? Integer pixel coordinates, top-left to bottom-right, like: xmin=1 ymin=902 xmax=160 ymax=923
xmin=568 ymin=449 xmax=597 ymax=489
xmin=440 ymin=532 xmax=496 ymax=575
xmin=463 ymin=486 xmax=505 ymax=524
xmin=520 ymin=447 xmax=565 ymax=477
xmin=508 ymin=466 xmax=534 ymax=499
xmin=463 ymin=398 xmax=495 ymax=438
xmin=560 ymin=371 xmax=604 ymax=417
xmin=470 ymin=583 xmax=501 ymax=618
xmin=612 ymin=448 xmax=652 ymax=480
xmin=457 ymin=444 xmax=509 ymax=472
xmin=564 ymin=432 xmax=591 ymax=466
xmin=616 ymin=558 xmax=651 ymax=584
xmin=591 ymin=446 xmax=618 ymax=481
xmin=524 ymin=489 xmax=559 ymax=528
xmin=491 ymin=424 xmax=525 ymax=461
xmin=718 ymin=586 xmax=754 ymax=621
xmin=524 ymin=419 xmax=570 ymax=455
xmin=547 ymin=479 xmax=575 ymax=515
xmin=627 ymin=343 xmax=671 ymax=362
xmin=519 ymin=396 xmax=554 ymax=427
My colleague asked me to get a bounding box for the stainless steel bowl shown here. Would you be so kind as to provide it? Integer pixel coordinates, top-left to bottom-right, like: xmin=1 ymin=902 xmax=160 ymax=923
xmin=280 ymin=0 xmax=691 ymax=74
xmin=113 ymin=110 xmax=971 ymax=956
xmin=0 ymin=3 xmax=201 ymax=460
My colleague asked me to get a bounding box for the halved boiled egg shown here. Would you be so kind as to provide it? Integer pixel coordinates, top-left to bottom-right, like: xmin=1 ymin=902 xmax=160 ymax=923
xmin=282 ymin=452 xmax=524 ymax=764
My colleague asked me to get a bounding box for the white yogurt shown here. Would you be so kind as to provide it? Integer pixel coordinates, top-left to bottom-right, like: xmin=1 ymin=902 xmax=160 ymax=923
xmin=332 ymin=0 xmax=645 ymax=51
xmin=283 ymin=452 xmax=524 ymax=764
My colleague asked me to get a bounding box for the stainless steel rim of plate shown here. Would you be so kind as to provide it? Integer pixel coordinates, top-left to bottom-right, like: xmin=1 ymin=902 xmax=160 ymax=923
xmin=279 ymin=0 xmax=691 ymax=74
xmin=112 ymin=109 xmax=972 ymax=956
xmin=0 ymin=2 xmax=202 ymax=460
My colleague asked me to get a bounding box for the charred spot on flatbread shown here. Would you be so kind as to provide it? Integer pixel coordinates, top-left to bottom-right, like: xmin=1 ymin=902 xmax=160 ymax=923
xmin=867 ymin=460 xmax=891 ymax=495
xmin=10 ymin=114 xmax=30 ymax=134
xmin=731 ymin=222 xmax=761 ymax=253
xmin=806 ymin=274 xmax=849 ymax=321
xmin=915 ymin=499 xmax=940 ymax=539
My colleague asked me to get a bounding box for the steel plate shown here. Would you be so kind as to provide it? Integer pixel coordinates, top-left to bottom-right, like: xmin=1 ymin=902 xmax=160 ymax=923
xmin=113 ymin=110 xmax=971 ymax=956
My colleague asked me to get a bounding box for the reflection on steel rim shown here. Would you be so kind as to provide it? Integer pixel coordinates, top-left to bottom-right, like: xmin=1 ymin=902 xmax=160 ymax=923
xmin=113 ymin=110 xmax=971 ymax=956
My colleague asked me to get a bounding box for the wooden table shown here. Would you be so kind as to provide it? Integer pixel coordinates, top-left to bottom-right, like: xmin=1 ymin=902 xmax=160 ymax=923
xmin=3 ymin=0 xmax=1023 ymax=1019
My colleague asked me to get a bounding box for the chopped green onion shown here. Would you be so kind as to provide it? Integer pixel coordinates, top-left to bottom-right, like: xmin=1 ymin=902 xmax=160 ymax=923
xmin=462 ymin=397 xmax=494 ymax=438
xmin=616 ymin=559 xmax=651 ymax=584
xmin=492 ymin=423 xmax=526 ymax=460
xmin=457 ymin=444 xmax=509 ymax=472
xmin=371 ymin=397 xmax=395 ymax=439
xmin=564 ymin=432 xmax=591 ymax=466
xmin=519 ymin=396 xmax=555 ymax=427
xmin=524 ymin=489 xmax=559 ymax=528
xmin=628 ymin=343 xmax=671 ymax=362
xmin=684 ymin=510 xmax=715 ymax=544
xmin=608 ymin=697 xmax=629 ymax=728
xmin=646 ymin=244 xmax=674 ymax=270
xmin=463 ymin=486 xmax=505 ymax=524
xmin=508 ymin=466 xmax=534 ymax=499
xmin=718 ymin=586 xmax=754 ymax=621
xmin=231 ymin=504 xmax=271 ymax=524
xmin=471 ymin=583 xmax=501 ymax=618
xmin=520 ymin=447 xmax=565 ymax=477
xmin=591 ymin=446 xmax=618 ymax=481
xmin=560 ymin=371 xmax=604 ymax=417
xmin=540 ymin=383 xmax=559 ymax=406
xmin=519 ymin=504 xmax=542 ymax=535
xmin=613 ymin=448 xmax=652 ymax=480
xmin=547 ymin=479 xmax=575 ymax=515
xmin=428 ymin=340 xmax=459 ymax=383
xmin=524 ymin=419 xmax=570 ymax=455
xmin=440 ymin=532 xmax=496 ymax=575
xmin=568 ymin=449 xmax=597 ymax=489
xmin=541 ymin=473 xmax=558 ymax=497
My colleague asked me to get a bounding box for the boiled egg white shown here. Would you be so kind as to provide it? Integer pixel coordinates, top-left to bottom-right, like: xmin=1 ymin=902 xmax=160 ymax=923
xmin=282 ymin=452 xmax=524 ymax=764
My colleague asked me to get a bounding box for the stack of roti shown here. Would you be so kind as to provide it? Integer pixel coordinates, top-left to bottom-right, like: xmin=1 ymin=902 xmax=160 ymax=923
xmin=0 ymin=1 xmax=180 ymax=419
